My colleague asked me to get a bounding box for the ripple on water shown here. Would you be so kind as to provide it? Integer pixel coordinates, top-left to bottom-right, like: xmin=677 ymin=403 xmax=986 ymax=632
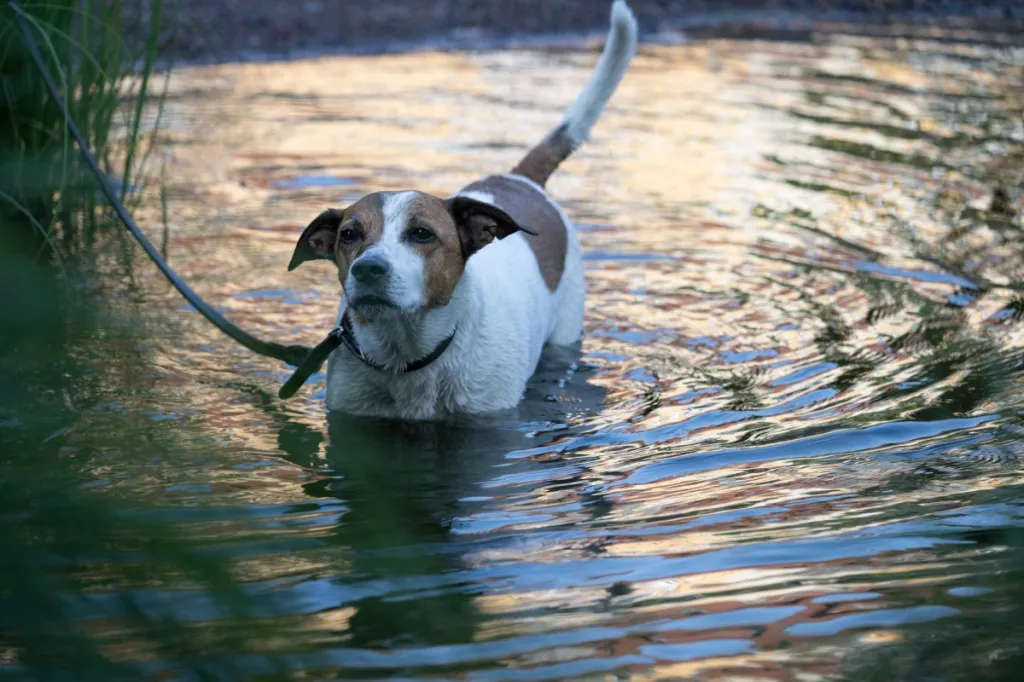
xmin=52 ymin=18 xmax=1024 ymax=680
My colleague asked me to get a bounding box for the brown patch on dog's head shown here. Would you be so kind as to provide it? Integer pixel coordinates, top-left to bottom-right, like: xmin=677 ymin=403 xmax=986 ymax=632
xmin=289 ymin=190 xmax=535 ymax=311
xmin=288 ymin=194 xmax=386 ymax=283
xmin=387 ymin=192 xmax=536 ymax=309
xmin=400 ymin=193 xmax=466 ymax=308
xmin=424 ymin=194 xmax=537 ymax=307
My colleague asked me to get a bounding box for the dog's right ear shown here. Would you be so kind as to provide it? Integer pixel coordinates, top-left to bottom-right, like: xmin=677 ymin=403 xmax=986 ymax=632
xmin=288 ymin=208 xmax=344 ymax=271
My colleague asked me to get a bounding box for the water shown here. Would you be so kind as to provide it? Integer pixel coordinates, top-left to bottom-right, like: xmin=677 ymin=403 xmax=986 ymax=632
xmin=9 ymin=19 xmax=1024 ymax=680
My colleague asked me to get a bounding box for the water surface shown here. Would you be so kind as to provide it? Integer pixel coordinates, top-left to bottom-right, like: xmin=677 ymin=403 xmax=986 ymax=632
xmin=45 ymin=20 xmax=1024 ymax=680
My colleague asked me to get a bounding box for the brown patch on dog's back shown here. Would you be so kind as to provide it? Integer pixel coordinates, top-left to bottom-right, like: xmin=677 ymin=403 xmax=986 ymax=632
xmin=458 ymin=176 xmax=567 ymax=291
xmin=405 ymin=193 xmax=466 ymax=307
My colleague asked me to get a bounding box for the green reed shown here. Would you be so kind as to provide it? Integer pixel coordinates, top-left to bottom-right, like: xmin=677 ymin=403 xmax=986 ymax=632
xmin=0 ymin=0 xmax=166 ymax=264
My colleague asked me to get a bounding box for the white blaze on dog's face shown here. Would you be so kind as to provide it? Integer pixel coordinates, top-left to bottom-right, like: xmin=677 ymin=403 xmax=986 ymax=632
xmin=288 ymin=190 xmax=535 ymax=320
xmin=344 ymin=191 xmax=432 ymax=315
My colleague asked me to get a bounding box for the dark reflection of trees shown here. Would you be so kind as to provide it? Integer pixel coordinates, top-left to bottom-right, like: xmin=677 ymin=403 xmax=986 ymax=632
xmin=837 ymin=527 xmax=1024 ymax=682
xmin=765 ymin=54 xmax=1024 ymax=681
xmin=253 ymin=345 xmax=607 ymax=665
xmin=0 ymin=242 xmax=285 ymax=680
xmin=313 ymin=415 xmax=495 ymax=651
xmin=757 ymin=46 xmax=1024 ymax=425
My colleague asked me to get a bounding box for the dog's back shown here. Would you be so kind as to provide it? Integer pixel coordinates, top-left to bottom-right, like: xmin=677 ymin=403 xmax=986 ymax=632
xmin=453 ymin=0 xmax=638 ymax=349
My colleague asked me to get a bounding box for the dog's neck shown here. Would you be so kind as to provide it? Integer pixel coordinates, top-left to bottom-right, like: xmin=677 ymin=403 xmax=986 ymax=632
xmin=340 ymin=277 xmax=472 ymax=370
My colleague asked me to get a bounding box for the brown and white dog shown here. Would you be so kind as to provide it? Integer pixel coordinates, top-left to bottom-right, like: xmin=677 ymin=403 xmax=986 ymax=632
xmin=287 ymin=0 xmax=638 ymax=420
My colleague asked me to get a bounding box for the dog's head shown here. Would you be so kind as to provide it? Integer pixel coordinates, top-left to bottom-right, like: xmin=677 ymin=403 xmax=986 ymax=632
xmin=288 ymin=191 xmax=536 ymax=319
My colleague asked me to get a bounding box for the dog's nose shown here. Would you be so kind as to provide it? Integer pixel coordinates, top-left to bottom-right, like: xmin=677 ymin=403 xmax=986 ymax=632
xmin=351 ymin=255 xmax=390 ymax=284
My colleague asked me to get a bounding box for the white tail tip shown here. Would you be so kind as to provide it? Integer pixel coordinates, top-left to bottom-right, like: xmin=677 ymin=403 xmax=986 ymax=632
xmin=562 ymin=0 xmax=639 ymax=147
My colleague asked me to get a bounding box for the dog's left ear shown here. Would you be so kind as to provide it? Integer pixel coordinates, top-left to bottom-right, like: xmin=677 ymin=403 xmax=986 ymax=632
xmin=446 ymin=197 xmax=538 ymax=258
xmin=288 ymin=208 xmax=344 ymax=271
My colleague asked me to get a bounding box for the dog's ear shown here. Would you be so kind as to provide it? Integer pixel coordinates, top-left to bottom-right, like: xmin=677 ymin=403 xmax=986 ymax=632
xmin=288 ymin=208 xmax=344 ymax=271
xmin=446 ymin=197 xmax=538 ymax=258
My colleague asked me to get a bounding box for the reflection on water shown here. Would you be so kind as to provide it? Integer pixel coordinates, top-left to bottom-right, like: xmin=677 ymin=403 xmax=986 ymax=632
xmin=15 ymin=18 xmax=1024 ymax=680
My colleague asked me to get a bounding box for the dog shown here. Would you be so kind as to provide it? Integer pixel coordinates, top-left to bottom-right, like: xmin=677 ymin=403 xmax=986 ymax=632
xmin=286 ymin=0 xmax=638 ymax=420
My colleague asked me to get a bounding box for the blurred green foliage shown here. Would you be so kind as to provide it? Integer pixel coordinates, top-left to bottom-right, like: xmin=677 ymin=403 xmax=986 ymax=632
xmin=0 ymin=0 xmax=165 ymax=262
xmin=0 ymin=2 xmax=284 ymax=678
xmin=0 ymin=246 xmax=275 ymax=680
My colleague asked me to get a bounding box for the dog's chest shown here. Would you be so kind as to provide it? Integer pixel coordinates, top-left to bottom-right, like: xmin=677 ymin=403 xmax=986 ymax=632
xmin=326 ymin=353 xmax=466 ymax=419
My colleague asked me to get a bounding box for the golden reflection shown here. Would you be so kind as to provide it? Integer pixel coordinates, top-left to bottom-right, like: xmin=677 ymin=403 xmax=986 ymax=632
xmin=88 ymin=21 xmax=1024 ymax=677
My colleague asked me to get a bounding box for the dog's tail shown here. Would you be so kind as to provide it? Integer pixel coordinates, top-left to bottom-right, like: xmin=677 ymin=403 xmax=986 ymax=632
xmin=511 ymin=0 xmax=638 ymax=187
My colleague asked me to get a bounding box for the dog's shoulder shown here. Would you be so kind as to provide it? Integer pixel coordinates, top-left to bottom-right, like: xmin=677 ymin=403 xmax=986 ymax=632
xmin=455 ymin=174 xmax=569 ymax=292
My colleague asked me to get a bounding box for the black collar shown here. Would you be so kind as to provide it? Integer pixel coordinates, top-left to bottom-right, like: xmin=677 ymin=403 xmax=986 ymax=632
xmin=278 ymin=311 xmax=456 ymax=399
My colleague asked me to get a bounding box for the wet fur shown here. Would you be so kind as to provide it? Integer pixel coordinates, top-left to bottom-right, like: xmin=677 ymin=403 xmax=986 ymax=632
xmin=291 ymin=1 xmax=638 ymax=419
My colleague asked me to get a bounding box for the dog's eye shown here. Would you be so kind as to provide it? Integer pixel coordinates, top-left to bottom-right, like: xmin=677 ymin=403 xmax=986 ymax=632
xmin=338 ymin=226 xmax=361 ymax=245
xmin=407 ymin=227 xmax=436 ymax=244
